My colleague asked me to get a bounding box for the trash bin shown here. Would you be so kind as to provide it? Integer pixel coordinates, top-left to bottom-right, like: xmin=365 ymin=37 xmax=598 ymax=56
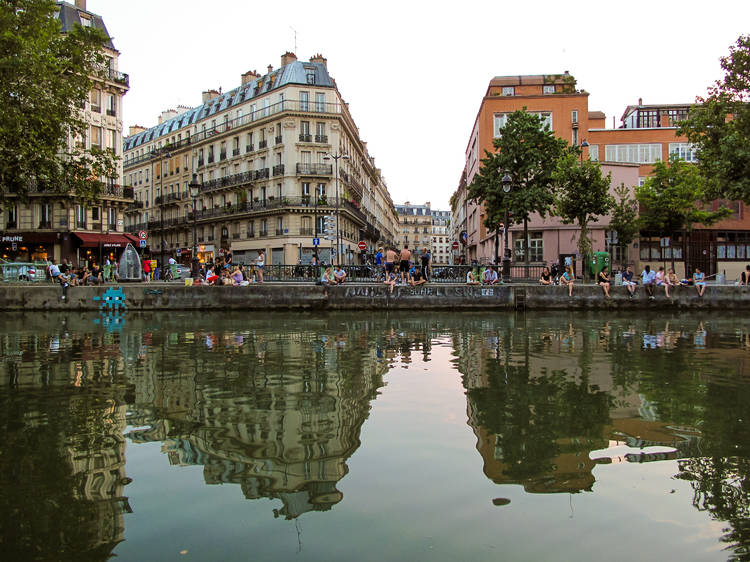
xmin=590 ymin=251 xmax=610 ymax=278
xmin=716 ymin=272 xmax=725 ymax=284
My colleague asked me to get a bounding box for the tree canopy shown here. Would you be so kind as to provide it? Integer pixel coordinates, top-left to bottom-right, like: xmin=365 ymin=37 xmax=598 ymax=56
xmin=678 ymin=34 xmax=750 ymax=203
xmin=553 ymin=152 xmax=614 ymax=266
xmin=467 ymin=110 xmax=568 ymax=227
xmin=635 ymin=155 xmax=731 ymax=233
xmin=0 ymin=0 xmax=117 ymax=209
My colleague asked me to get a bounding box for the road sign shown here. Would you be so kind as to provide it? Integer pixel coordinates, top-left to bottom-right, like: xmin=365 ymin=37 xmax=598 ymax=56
xmin=138 ymin=230 xmax=147 ymax=240
xmin=312 ymin=237 xmax=320 ymax=246
xmin=11 ymin=242 xmax=17 ymax=251
xmin=176 ymin=248 xmax=181 ymax=256
xmin=139 ymin=240 xmax=147 ymax=248
xmin=452 ymin=241 xmax=459 ymax=250
xmin=358 ymin=241 xmax=367 ymax=251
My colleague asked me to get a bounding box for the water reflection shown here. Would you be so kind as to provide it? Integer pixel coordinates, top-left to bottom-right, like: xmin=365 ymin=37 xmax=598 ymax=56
xmin=0 ymin=312 xmax=749 ymax=559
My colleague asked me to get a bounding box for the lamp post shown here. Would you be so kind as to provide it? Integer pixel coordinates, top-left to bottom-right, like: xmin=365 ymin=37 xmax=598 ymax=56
xmin=189 ymin=174 xmax=201 ymax=279
xmin=500 ymin=170 xmax=512 ymax=283
xmin=323 ymin=151 xmax=349 ymax=266
xmin=580 ymin=139 xmax=589 ymax=164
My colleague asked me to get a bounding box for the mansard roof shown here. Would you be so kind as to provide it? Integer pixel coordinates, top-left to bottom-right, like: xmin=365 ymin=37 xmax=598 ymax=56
xmin=56 ymin=1 xmax=115 ymax=50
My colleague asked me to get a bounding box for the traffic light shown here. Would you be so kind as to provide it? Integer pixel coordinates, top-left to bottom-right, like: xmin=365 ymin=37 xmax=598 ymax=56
xmin=323 ymin=214 xmax=336 ymax=240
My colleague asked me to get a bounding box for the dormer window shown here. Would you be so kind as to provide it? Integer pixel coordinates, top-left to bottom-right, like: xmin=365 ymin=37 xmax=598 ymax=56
xmin=306 ymin=73 xmax=316 ymax=84
xmin=543 ymin=85 xmax=555 ymax=94
xmin=502 ymin=87 xmax=514 ymax=96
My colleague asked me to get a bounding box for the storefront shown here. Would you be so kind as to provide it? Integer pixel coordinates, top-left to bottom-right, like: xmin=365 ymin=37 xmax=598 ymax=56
xmin=73 ymin=233 xmax=140 ymax=267
xmin=197 ymin=244 xmax=214 ymax=264
xmin=0 ymin=232 xmax=59 ymax=262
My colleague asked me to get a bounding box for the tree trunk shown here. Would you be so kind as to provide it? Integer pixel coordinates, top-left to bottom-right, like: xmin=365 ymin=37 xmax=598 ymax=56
xmin=579 ymin=219 xmax=589 ymax=282
xmin=523 ymin=217 xmax=529 ymax=267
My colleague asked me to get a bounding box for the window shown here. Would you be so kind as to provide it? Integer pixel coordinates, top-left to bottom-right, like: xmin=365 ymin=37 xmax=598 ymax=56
xmin=90 ymin=126 xmax=102 ymax=148
xmin=317 ymin=183 xmax=326 ymax=196
xmin=669 ymin=143 xmax=698 ymax=163
xmin=302 ymin=182 xmax=310 ymax=196
xmin=493 ymin=114 xmax=508 ymax=138
xmin=75 ymin=205 xmax=86 ymax=228
xmin=543 ymin=85 xmax=555 ymax=94
xmin=316 ymin=92 xmax=325 ymax=112
xmin=502 ymin=86 xmax=514 ymax=96
xmin=89 ymin=89 xmax=101 ymax=112
xmin=6 ymin=205 xmax=18 ymax=228
xmin=571 ymin=110 xmax=579 ymax=124
xmin=300 ymin=91 xmax=309 ymax=111
xmin=589 ymin=144 xmax=599 ymax=161
xmin=494 ymin=111 xmax=552 ymax=137
xmin=605 ymin=144 xmax=663 ymax=164
xmin=514 ymin=232 xmax=543 ymax=262
xmin=108 ymin=207 xmax=117 ymax=229
xmin=106 ymin=94 xmax=116 ymax=116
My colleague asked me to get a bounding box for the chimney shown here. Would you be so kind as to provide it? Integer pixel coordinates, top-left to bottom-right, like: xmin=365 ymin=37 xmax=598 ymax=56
xmin=267 ymin=64 xmax=273 ymax=73
xmin=129 ymin=125 xmax=146 ymax=136
xmin=75 ymin=0 xmax=86 ymax=10
xmin=241 ymin=70 xmax=260 ymax=85
xmin=280 ymin=51 xmax=297 ymax=66
xmin=309 ymin=53 xmax=327 ymax=68
xmin=201 ymin=89 xmax=220 ymax=103
xmin=158 ymin=109 xmax=178 ymax=124
xmin=638 ymin=97 xmax=643 ymax=106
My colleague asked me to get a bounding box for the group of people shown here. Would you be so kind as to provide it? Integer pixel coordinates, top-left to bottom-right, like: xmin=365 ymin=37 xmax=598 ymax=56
xmin=194 ymin=250 xmax=265 ymax=286
xmin=537 ymin=263 xmax=714 ymax=299
xmin=377 ymin=246 xmax=432 ymax=284
xmin=465 ymin=266 xmax=500 ymax=286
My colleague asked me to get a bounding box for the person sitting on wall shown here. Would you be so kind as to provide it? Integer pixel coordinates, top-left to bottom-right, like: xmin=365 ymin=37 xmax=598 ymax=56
xmin=466 ymin=268 xmax=480 ymax=285
xmin=483 ymin=266 xmax=499 ymax=285
xmin=333 ymin=265 xmax=347 ymax=284
xmin=598 ymin=266 xmax=611 ymax=298
xmin=560 ymin=266 xmax=575 ymax=297
xmin=321 ymin=266 xmax=336 ymax=285
xmin=408 ymin=265 xmax=427 ymax=287
xmin=741 ymin=264 xmax=750 ymax=286
xmin=664 ymin=267 xmax=680 ymax=298
xmin=641 ymin=265 xmax=656 ymax=300
xmin=383 ymin=268 xmax=398 ymax=294
xmin=622 ymin=265 xmax=637 ymax=298
xmin=539 ymin=266 xmax=553 ymax=286
xmin=693 ymin=267 xmax=707 ymax=297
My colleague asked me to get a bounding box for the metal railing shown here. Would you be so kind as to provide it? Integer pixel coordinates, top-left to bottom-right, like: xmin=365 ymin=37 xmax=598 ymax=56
xmin=296 ymin=163 xmax=332 ymax=176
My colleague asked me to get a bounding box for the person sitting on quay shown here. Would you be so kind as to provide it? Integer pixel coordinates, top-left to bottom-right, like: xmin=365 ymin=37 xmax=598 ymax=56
xmin=466 ymin=268 xmax=480 ymax=286
xmin=598 ymin=266 xmax=611 ymax=298
xmin=641 ymin=265 xmax=656 ymax=300
xmin=333 ymin=265 xmax=347 ymax=284
xmin=383 ymin=268 xmax=398 ymax=294
xmin=622 ymin=265 xmax=637 ymax=298
xmin=231 ymin=266 xmax=248 ymax=286
xmin=664 ymin=267 xmax=680 ymax=298
xmin=205 ymin=265 xmax=219 ymax=285
xmin=693 ymin=267 xmax=707 ymax=297
xmin=320 ymin=266 xmax=336 ymax=285
xmin=408 ymin=265 xmax=427 ymax=287
xmin=741 ymin=264 xmax=750 ymax=286
xmin=539 ymin=266 xmax=553 ymax=286
xmin=560 ymin=266 xmax=575 ymax=297
xmin=483 ymin=266 xmax=499 ymax=285
xmin=655 ymin=266 xmax=666 ymax=289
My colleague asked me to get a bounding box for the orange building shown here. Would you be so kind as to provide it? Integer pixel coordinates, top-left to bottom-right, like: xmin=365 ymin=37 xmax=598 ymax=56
xmin=457 ymin=77 xmax=750 ymax=279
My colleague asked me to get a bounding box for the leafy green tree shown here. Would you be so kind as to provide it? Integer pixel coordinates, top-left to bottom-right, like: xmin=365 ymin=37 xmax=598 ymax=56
xmin=553 ymin=152 xmax=615 ymax=278
xmin=635 ymin=155 xmax=731 ymax=234
xmin=608 ymin=183 xmax=640 ymax=269
xmin=678 ymin=35 xmax=750 ymax=203
xmin=0 ymin=0 xmax=117 ymax=209
xmin=468 ymin=110 xmax=568 ymax=264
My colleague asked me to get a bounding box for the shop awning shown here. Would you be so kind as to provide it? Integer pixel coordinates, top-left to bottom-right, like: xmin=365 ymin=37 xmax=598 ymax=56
xmin=74 ymin=233 xmax=137 ymax=248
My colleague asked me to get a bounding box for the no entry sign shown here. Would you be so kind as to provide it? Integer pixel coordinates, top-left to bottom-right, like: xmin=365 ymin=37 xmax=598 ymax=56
xmin=358 ymin=241 xmax=367 ymax=251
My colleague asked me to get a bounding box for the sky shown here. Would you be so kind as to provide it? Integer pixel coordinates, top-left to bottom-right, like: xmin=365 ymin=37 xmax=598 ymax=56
xmin=88 ymin=0 xmax=750 ymax=210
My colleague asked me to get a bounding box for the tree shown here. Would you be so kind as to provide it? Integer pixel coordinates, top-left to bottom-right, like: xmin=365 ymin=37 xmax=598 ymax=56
xmin=468 ymin=110 xmax=568 ymax=265
xmin=0 ymin=0 xmax=117 ymax=209
xmin=553 ymin=152 xmax=615 ymax=278
xmin=678 ymin=35 xmax=750 ymax=203
xmin=608 ymin=183 xmax=640 ymax=269
xmin=635 ymin=155 xmax=731 ymax=234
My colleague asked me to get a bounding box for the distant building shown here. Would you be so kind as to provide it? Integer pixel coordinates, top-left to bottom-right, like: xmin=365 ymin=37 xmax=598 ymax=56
xmin=430 ymin=210 xmax=451 ymax=265
xmin=0 ymin=0 xmax=132 ymax=264
xmin=122 ymin=52 xmax=398 ymax=266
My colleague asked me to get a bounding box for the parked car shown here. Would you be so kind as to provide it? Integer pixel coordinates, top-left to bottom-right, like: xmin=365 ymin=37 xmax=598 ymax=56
xmin=0 ymin=262 xmax=47 ymax=283
xmin=173 ymin=264 xmax=191 ymax=279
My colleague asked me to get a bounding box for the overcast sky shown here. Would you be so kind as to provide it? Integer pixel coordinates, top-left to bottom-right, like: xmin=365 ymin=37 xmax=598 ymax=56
xmin=89 ymin=0 xmax=750 ymax=210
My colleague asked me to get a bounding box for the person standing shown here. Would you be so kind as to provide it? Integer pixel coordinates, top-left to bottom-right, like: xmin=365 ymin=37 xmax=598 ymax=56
xmin=143 ymin=258 xmax=151 ymax=282
xmin=399 ymin=245 xmax=411 ymax=284
xmin=375 ymin=247 xmax=384 ymax=281
xmin=420 ymin=247 xmax=431 ymax=281
xmin=385 ymin=247 xmax=397 ymax=279
xmin=255 ymin=250 xmax=265 ymax=283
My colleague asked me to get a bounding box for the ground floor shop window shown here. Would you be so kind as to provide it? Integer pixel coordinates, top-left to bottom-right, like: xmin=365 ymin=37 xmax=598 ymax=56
xmin=716 ymin=231 xmax=750 ymax=260
xmin=513 ymin=232 xmax=543 ymax=262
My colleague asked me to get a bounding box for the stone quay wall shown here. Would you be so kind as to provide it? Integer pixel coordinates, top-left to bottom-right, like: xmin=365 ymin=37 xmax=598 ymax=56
xmin=1 ymin=282 xmax=749 ymax=311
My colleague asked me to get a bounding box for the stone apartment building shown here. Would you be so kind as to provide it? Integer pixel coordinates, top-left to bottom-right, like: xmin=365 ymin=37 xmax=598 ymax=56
xmin=431 ymin=210 xmax=452 ymax=265
xmin=455 ymin=73 xmax=750 ymax=278
xmin=0 ymin=0 xmax=132 ymax=265
xmin=122 ymin=53 xmax=399 ymax=266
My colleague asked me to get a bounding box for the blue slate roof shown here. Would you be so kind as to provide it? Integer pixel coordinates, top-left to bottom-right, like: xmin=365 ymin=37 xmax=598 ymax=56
xmin=56 ymin=1 xmax=115 ymax=50
xmin=124 ymin=60 xmax=335 ymax=151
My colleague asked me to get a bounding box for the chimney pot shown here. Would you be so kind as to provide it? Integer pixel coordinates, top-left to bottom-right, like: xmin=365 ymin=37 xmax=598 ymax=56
xmin=638 ymin=97 xmax=643 ymax=106
xmin=75 ymin=0 xmax=86 ymax=10
xmin=241 ymin=70 xmax=260 ymax=85
xmin=280 ymin=52 xmax=297 ymax=66
xmin=267 ymin=64 xmax=273 ymax=73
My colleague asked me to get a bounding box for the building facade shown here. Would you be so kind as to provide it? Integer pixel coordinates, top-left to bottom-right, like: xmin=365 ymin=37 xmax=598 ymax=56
xmin=395 ymin=202 xmax=432 ymax=261
xmin=430 ymin=210 xmax=451 ymax=265
xmin=0 ymin=0 xmax=132 ymax=265
xmin=122 ymin=52 xmax=398 ymax=267
xmin=455 ymin=74 xmax=750 ymax=278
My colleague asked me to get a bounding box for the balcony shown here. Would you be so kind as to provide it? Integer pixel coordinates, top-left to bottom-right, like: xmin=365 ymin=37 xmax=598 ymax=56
xmin=197 ymin=158 xmax=204 ymax=167
xmin=106 ymin=109 xmax=116 ymax=117
xmin=246 ymin=232 xmax=255 ymax=238
xmin=254 ymin=168 xmax=269 ymax=180
xmin=37 ymin=221 xmax=51 ymax=229
xmin=208 ymin=154 xmax=215 ymax=163
xmin=106 ymin=68 xmax=129 ymax=87
xmin=315 ymin=134 xmax=328 ymax=143
xmin=275 ymin=135 xmax=283 ymax=144
xmin=232 ymin=232 xmax=240 ymax=239
xmin=259 ymin=230 xmax=268 ymax=237
xmin=219 ymin=151 xmax=227 ymax=161
xmin=184 ymin=196 xmax=339 ymax=225
xmin=275 ymin=228 xmax=284 ymax=236
xmin=296 ymin=163 xmax=333 ymax=176
xmin=233 ymin=148 xmax=240 ymax=156
xmin=272 ymin=164 xmax=285 ymax=176
xmin=200 ymin=170 xmax=254 ymax=193
xmin=300 ymin=228 xmax=314 ymax=236
xmin=246 ymin=144 xmax=254 ymax=152
xmin=258 ymin=140 xmax=268 ymax=149
xmin=299 ymin=133 xmax=312 ymax=142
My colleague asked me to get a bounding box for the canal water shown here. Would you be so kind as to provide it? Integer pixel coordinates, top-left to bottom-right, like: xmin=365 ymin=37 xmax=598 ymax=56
xmin=0 ymin=311 xmax=748 ymax=561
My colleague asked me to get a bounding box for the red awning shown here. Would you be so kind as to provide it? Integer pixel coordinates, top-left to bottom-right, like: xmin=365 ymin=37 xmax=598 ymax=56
xmin=74 ymin=233 xmax=135 ymax=248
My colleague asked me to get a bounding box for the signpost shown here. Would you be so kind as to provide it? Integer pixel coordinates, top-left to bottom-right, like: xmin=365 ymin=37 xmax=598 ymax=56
xmin=312 ymin=237 xmax=320 ymax=246
xmin=358 ymin=241 xmax=367 ymax=251
xmin=138 ymin=230 xmax=147 ymax=240
xmin=452 ymin=241 xmax=459 ymax=250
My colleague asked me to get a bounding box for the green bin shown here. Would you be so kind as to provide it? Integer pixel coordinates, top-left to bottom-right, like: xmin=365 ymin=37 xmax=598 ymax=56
xmin=590 ymin=251 xmax=610 ymax=277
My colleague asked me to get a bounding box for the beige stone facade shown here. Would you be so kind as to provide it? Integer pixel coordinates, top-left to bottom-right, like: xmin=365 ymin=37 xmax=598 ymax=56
xmin=123 ymin=53 xmax=399 ymax=266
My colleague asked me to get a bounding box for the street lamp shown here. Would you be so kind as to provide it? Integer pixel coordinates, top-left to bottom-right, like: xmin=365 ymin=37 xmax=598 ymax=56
xmin=323 ymin=152 xmax=349 ymax=266
xmin=580 ymin=139 xmax=589 ymax=164
xmin=501 ymin=170 xmax=512 ymax=283
xmin=159 ymin=151 xmax=171 ymax=267
xmin=189 ymin=174 xmax=201 ymax=278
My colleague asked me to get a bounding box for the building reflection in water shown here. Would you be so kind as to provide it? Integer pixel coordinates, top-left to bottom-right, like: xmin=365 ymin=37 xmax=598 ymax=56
xmin=1 ymin=312 xmax=749 ymax=559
